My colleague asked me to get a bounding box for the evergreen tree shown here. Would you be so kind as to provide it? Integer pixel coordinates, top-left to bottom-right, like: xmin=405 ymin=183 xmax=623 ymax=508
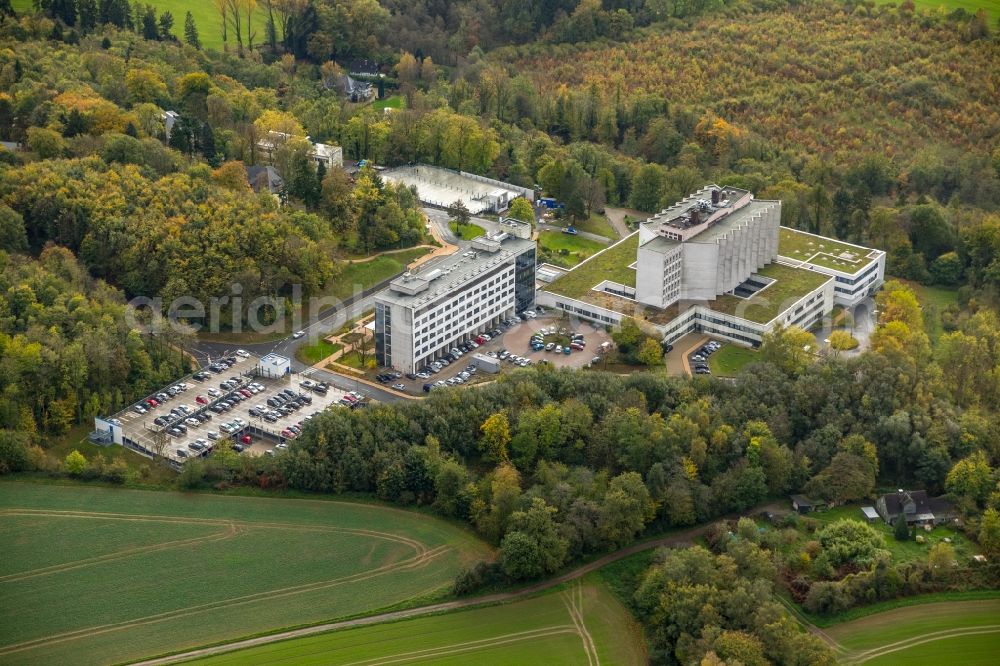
xmin=0 ymin=0 xmax=15 ymax=21
xmin=63 ymin=108 xmax=87 ymax=137
xmin=183 ymin=11 xmax=200 ymax=49
xmin=198 ymin=122 xmax=217 ymax=165
xmin=77 ymin=0 xmax=96 ymax=30
xmin=167 ymin=115 xmax=196 ymax=155
xmin=894 ymin=516 xmax=910 ymax=541
xmin=124 ymin=122 xmax=138 ymax=138
xmin=157 ymin=10 xmax=173 ymax=40
xmin=141 ymin=5 xmax=159 ymax=40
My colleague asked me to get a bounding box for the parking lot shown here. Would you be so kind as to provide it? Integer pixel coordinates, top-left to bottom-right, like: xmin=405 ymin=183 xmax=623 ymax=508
xmin=687 ymin=337 xmax=721 ymax=376
xmin=112 ymin=353 xmax=363 ymax=463
xmin=379 ymin=310 xmax=612 ymax=394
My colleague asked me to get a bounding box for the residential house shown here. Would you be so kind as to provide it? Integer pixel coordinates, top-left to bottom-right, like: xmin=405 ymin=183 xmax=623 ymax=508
xmin=348 ymin=59 xmax=380 ymax=78
xmin=245 ymin=165 xmax=284 ymax=196
xmin=257 ymin=131 xmax=343 ymax=169
xmin=875 ymin=489 xmax=954 ymax=527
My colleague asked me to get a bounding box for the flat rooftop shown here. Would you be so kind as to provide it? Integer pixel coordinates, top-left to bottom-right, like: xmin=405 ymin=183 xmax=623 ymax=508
xmin=544 ymin=231 xmax=831 ymax=325
xmin=376 ymin=233 xmax=535 ymax=309
xmin=711 ymin=262 xmax=832 ymax=323
xmin=642 ymin=184 xmax=761 ymax=244
xmin=381 ymin=165 xmax=529 ymax=214
xmin=545 ymin=233 xmax=639 ymax=300
xmin=778 ymin=227 xmax=882 ymax=275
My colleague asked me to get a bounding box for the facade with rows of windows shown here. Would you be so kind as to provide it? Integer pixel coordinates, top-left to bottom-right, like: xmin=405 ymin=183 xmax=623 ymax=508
xmin=538 ymin=185 xmax=883 ymax=348
xmin=374 ymin=229 xmax=536 ymax=373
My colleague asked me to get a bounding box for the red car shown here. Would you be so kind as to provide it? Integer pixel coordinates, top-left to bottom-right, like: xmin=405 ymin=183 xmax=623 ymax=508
xmin=240 ymin=389 xmax=252 ymax=398
xmin=145 ymin=398 xmax=158 ymax=407
xmin=240 ymin=434 xmax=252 ymax=445
xmin=195 ymin=395 xmax=208 ymax=405
xmin=281 ymin=429 xmax=296 ymax=439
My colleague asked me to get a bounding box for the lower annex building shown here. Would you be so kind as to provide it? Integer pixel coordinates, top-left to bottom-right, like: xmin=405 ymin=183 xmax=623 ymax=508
xmin=374 ymin=220 xmax=536 ymax=373
xmin=537 ymin=184 xmax=885 ymax=347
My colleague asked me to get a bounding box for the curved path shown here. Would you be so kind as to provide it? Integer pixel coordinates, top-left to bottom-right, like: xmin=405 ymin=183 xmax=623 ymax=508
xmin=129 ymin=525 xmax=707 ymax=665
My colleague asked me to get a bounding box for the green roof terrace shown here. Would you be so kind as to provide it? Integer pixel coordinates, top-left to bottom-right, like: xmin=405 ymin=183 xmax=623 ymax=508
xmin=778 ymin=227 xmax=881 ymax=275
xmin=545 ymin=232 xmax=639 ymax=300
xmin=712 ymin=262 xmax=832 ymax=324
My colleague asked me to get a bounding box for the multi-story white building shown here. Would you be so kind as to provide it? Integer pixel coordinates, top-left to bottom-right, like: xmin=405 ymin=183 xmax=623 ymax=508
xmin=375 ymin=225 xmax=536 ymax=373
xmin=538 ymin=184 xmax=885 ymax=348
xmin=634 ymin=186 xmax=782 ymax=308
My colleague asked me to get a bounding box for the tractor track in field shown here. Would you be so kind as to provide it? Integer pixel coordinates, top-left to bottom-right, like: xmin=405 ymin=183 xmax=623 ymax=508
xmin=0 ymin=509 xmax=435 ymax=584
xmin=337 ymin=626 xmax=580 ymax=666
xmin=563 ymin=581 xmax=599 ymax=666
xmin=128 ymin=524 xmax=711 ymax=665
xmin=0 ymin=510 xmax=451 ymax=656
xmin=841 ymin=625 xmax=1000 ymax=664
xmin=0 ymin=544 xmax=450 ymax=658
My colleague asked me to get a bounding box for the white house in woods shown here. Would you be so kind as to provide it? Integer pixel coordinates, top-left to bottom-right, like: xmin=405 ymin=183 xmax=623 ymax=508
xmin=257 ymin=131 xmax=343 ymax=169
xmin=538 ymin=184 xmax=886 ymax=348
xmin=162 ymin=110 xmax=180 ymax=141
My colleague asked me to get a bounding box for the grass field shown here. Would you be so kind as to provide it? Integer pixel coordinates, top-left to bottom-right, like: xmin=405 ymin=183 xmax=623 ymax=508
xmin=0 ymin=482 xmax=488 ymax=666
xmin=825 ymin=599 xmax=1000 ymax=664
xmin=327 ymin=247 xmax=431 ymax=301
xmin=10 ymin=0 xmax=274 ymax=51
xmin=707 ymin=344 xmax=759 ymax=376
xmin=449 ymin=221 xmax=487 ymax=240
xmin=886 ymin=276 xmax=960 ymax=344
xmin=295 ymin=339 xmax=342 ymax=365
xmin=573 ymin=213 xmax=619 ymax=240
xmin=192 ymin=577 xmax=647 ymax=665
xmin=372 ymin=96 xmax=404 ymax=111
xmin=538 ymin=231 xmax=608 ymax=268
xmin=870 ymin=0 xmax=1000 ymax=20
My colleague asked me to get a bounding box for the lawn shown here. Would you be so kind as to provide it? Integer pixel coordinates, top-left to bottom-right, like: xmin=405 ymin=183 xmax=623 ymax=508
xmin=10 ymin=0 xmax=276 ymax=51
xmin=572 ymin=212 xmax=619 ymax=240
xmin=870 ymin=0 xmax=1000 ymax=20
xmin=886 ymin=276 xmax=960 ymax=345
xmin=546 ymin=232 xmax=639 ymax=300
xmin=327 ymin=247 xmax=431 ymax=302
xmin=449 ymin=221 xmax=487 ymax=240
xmin=825 ymin=598 xmax=1000 ymax=665
xmin=372 ymin=95 xmax=404 ymax=111
xmin=295 ymin=339 xmax=342 ymax=365
xmin=707 ymin=344 xmax=759 ymax=376
xmin=334 ymin=350 xmax=371 ymax=369
xmin=712 ymin=262 xmax=832 ymax=324
xmin=192 ymin=577 xmax=647 ymax=665
xmin=538 ymin=231 xmax=608 ymax=268
xmin=0 ymin=482 xmax=488 ymax=666
xmin=807 ymin=504 xmax=978 ymax=565
xmin=778 ymin=227 xmax=880 ymax=275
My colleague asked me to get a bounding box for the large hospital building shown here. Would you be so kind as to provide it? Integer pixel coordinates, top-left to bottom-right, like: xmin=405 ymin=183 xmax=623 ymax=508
xmin=537 ymin=184 xmax=885 ymax=347
xmin=374 ymin=184 xmax=886 ymax=373
xmin=374 ymin=221 xmax=536 ymax=373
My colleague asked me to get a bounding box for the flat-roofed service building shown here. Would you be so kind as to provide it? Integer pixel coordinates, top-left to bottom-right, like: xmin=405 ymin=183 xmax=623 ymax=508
xmin=375 ymin=227 xmax=536 ymax=373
